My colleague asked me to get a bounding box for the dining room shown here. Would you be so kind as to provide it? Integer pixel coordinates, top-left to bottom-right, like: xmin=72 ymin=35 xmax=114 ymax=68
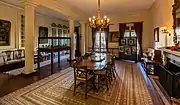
xmin=0 ymin=0 xmax=176 ymax=104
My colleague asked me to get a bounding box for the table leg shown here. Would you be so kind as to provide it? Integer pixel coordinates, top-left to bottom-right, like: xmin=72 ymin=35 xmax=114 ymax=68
xmin=58 ymin=51 xmax=60 ymax=68
xmin=51 ymin=51 xmax=53 ymax=74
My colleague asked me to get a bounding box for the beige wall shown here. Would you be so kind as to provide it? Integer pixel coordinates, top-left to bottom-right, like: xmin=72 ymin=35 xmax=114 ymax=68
xmin=107 ymin=11 xmax=153 ymax=51
xmin=150 ymin=0 xmax=174 ymax=48
xmin=35 ymin=13 xmax=68 ymax=48
xmin=150 ymin=0 xmax=173 ymax=28
xmin=0 ymin=3 xmax=19 ymax=50
xmin=0 ymin=3 xmax=68 ymax=50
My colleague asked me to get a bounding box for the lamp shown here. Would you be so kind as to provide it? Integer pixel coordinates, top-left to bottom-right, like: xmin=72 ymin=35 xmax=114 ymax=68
xmin=160 ymin=27 xmax=171 ymax=35
xmin=88 ymin=0 xmax=110 ymax=29
xmin=88 ymin=0 xmax=110 ymax=55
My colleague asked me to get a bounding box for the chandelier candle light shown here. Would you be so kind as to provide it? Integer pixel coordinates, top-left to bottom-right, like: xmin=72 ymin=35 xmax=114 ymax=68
xmin=88 ymin=0 xmax=110 ymax=55
xmin=88 ymin=0 xmax=110 ymax=28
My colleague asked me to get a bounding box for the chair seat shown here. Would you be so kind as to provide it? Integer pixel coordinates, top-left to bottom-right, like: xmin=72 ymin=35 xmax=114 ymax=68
xmin=76 ymin=73 xmax=94 ymax=81
xmin=94 ymin=70 xmax=106 ymax=75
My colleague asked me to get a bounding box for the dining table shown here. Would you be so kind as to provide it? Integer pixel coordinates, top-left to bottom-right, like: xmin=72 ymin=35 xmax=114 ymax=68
xmin=74 ymin=53 xmax=113 ymax=71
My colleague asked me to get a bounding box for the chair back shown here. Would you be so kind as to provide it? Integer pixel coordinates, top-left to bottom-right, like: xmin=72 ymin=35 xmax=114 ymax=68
xmin=111 ymin=55 xmax=116 ymax=65
xmin=0 ymin=53 xmax=6 ymax=65
xmin=17 ymin=49 xmax=24 ymax=58
xmin=73 ymin=64 xmax=88 ymax=81
xmin=3 ymin=51 xmax=12 ymax=61
xmin=13 ymin=50 xmax=18 ymax=59
xmin=153 ymin=50 xmax=162 ymax=63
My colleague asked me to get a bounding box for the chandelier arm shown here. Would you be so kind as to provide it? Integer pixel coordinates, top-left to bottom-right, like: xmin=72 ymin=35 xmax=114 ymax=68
xmin=89 ymin=0 xmax=109 ymax=29
xmin=97 ymin=0 xmax=101 ymax=18
xmin=98 ymin=0 xmax=100 ymax=10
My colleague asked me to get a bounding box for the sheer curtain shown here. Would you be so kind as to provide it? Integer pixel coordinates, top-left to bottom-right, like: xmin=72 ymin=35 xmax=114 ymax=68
xmin=92 ymin=28 xmax=109 ymax=52
xmin=94 ymin=31 xmax=106 ymax=52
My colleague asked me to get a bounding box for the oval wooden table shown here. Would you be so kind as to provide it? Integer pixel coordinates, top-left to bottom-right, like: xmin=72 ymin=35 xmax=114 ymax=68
xmin=74 ymin=53 xmax=112 ymax=71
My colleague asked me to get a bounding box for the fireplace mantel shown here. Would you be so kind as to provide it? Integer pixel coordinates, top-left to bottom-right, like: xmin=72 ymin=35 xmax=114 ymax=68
xmin=162 ymin=49 xmax=180 ymax=67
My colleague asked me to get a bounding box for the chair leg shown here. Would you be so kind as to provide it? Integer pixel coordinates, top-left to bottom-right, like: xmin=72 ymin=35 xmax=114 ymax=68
xmin=109 ymin=68 xmax=113 ymax=81
xmin=85 ymin=81 xmax=88 ymax=99
xmin=92 ymin=76 xmax=96 ymax=91
xmin=97 ymin=75 xmax=100 ymax=90
xmin=111 ymin=67 xmax=116 ymax=79
xmin=113 ymin=66 xmax=118 ymax=78
xmin=106 ymin=75 xmax=109 ymax=90
xmin=73 ymin=80 xmax=76 ymax=96
xmin=107 ymin=71 xmax=112 ymax=84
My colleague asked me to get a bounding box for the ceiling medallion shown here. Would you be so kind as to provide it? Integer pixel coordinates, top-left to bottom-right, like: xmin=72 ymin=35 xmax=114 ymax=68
xmin=88 ymin=0 xmax=110 ymax=29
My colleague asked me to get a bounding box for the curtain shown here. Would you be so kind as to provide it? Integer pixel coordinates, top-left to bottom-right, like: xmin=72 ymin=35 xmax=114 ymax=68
xmin=134 ymin=22 xmax=143 ymax=60
xmin=92 ymin=27 xmax=109 ymax=52
xmin=104 ymin=27 xmax=109 ymax=52
xmin=92 ymin=28 xmax=96 ymax=52
xmin=119 ymin=23 xmax=126 ymax=38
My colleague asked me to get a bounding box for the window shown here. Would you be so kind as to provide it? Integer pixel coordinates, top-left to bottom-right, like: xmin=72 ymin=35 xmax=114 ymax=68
xmin=124 ymin=25 xmax=137 ymax=37
xmin=20 ymin=15 xmax=25 ymax=48
xmin=52 ymin=28 xmax=57 ymax=46
xmin=124 ymin=24 xmax=139 ymax=54
xmin=58 ymin=28 xmax=62 ymax=45
xmin=63 ymin=29 xmax=68 ymax=46
xmin=94 ymin=31 xmax=106 ymax=52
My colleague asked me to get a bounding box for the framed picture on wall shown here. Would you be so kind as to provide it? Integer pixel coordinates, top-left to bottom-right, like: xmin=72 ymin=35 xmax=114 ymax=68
xmin=124 ymin=47 xmax=131 ymax=55
xmin=0 ymin=19 xmax=11 ymax=46
xmin=128 ymin=39 xmax=134 ymax=46
xmin=119 ymin=46 xmax=124 ymax=52
xmin=132 ymin=46 xmax=137 ymax=54
xmin=39 ymin=26 xmax=48 ymax=44
xmin=109 ymin=31 xmax=119 ymax=42
xmin=120 ymin=39 xmax=126 ymax=45
xmin=154 ymin=27 xmax=159 ymax=42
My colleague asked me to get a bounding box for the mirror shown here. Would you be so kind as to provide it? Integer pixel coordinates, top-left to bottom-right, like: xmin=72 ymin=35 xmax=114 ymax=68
xmin=172 ymin=0 xmax=180 ymax=43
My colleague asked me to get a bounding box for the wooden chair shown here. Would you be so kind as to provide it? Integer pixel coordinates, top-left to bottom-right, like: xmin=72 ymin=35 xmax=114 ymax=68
xmin=73 ymin=64 xmax=94 ymax=99
xmin=144 ymin=50 xmax=162 ymax=75
xmin=17 ymin=49 xmax=25 ymax=59
xmin=94 ymin=66 xmax=110 ymax=91
xmin=108 ymin=55 xmax=118 ymax=80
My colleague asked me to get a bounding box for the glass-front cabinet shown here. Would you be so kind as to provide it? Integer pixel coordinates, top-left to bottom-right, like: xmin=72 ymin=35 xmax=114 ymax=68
xmin=119 ymin=24 xmax=138 ymax=61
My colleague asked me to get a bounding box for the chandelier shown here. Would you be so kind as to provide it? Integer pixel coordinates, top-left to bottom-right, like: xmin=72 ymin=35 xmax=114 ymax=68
xmin=88 ymin=0 xmax=110 ymax=29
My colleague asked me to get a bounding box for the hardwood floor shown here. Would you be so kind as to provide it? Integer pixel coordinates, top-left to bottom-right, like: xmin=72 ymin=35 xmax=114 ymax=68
xmin=0 ymin=61 xmax=164 ymax=105
xmin=0 ymin=61 xmax=69 ymax=97
xmin=137 ymin=62 xmax=164 ymax=105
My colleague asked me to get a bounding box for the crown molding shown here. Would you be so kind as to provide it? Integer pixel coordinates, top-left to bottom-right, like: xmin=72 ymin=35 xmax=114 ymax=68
xmin=0 ymin=0 xmax=23 ymax=10
xmin=19 ymin=0 xmax=40 ymax=7
xmin=79 ymin=21 xmax=88 ymax=24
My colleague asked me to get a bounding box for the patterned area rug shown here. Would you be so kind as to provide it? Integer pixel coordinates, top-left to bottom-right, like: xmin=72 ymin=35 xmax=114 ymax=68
xmin=0 ymin=61 xmax=153 ymax=105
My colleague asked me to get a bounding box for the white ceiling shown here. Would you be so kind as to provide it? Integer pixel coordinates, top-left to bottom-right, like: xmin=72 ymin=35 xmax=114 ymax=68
xmin=36 ymin=6 xmax=68 ymax=21
xmin=59 ymin=0 xmax=155 ymax=15
xmin=1 ymin=0 xmax=155 ymax=20
xmin=0 ymin=0 xmax=69 ymax=20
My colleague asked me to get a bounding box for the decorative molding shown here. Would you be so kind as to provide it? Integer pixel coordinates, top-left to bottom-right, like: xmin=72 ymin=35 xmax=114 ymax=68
xmin=0 ymin=0 xmax=23 ymax=10
xmin=172 ymin=0 xmax=180 ymax=44
xmin=79 ymin=21 xmax=88 ymax=24
xmin=39 ymin=0 xmax=88 ymax=21
xmin=19 ymin=0 xmax=40 ymax=7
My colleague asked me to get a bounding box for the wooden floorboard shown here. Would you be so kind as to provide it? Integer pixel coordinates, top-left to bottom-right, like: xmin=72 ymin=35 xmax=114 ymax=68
xmin=137 ymin=62 xmax=164 ymax=105
xmin=0 ymin=61 xmax=69 ymax=97
xmin=0 ymin=61 xmax=164 ymax=105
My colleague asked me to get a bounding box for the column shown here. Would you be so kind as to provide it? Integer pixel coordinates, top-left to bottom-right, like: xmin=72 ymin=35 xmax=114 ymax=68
xmin=85 ymin=24 xmax=89 ymax=53
xmin=23 ymin=2 xmax=36 ymax=74
xmin=88 ymin=27 xmax=92 ymax=48
xmin=80 ymin=21 xmax=86 ymax=55
xmin=69 ymin=18 xmax=75 ymax=60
